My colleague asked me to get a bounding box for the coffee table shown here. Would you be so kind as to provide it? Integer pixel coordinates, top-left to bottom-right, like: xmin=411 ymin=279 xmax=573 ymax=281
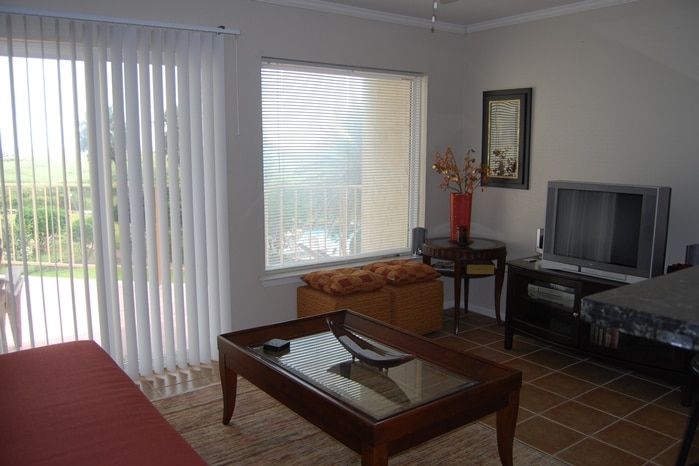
xmin=218 ymin=310 xmax=521 ymax=465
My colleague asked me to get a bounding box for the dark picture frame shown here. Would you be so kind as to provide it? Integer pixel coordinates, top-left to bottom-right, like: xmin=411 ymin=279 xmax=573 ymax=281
xmin=481 ymin=88 xmax=532 ymax=190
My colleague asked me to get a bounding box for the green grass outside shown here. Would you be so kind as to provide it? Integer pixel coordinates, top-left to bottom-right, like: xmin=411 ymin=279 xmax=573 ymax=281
xmin=2 ymin=152 xmax=90 ymax=185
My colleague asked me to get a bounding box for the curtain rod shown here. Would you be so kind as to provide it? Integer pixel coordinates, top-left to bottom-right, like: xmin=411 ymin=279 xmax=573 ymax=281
xmin=0 ymin=6 xmax=240 ymax=36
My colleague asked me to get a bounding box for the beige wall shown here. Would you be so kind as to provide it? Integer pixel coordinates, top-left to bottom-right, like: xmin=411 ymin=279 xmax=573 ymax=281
xmin=4 ymin=0 xmax=698 ymax=325
xmin=456 ymin=0 xmax=699 ymax=315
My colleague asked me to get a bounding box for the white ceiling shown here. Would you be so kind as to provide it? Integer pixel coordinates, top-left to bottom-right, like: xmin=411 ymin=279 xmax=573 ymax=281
xmin=256 ymin=0 xmax=636 ymax=33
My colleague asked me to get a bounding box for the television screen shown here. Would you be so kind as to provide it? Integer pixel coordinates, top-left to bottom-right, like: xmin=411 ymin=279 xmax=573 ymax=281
xmin=553 ymin=189 xmax=642 ymax=268
xmin=542 ymin=181 xmax=671 ymax=283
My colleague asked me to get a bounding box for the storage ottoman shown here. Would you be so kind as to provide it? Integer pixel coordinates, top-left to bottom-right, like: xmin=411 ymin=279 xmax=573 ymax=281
xmin=296 ymin=262 xmax=444 ymax=335
xmin=363 ymin=259 xmax=444 ymax=335
xmin=384 ymin=279 xmax=443 ymax=335
xmin=297 ymin=285 xmax=391 ymax=323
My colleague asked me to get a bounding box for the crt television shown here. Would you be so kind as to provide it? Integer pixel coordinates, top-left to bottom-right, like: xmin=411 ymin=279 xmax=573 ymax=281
xmin=541 ymin=180 xmax=671 ymax=284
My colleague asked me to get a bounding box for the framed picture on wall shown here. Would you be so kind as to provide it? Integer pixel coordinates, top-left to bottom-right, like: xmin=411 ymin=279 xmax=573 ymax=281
xmin=481 ymin=88 xmax=532 ymax=190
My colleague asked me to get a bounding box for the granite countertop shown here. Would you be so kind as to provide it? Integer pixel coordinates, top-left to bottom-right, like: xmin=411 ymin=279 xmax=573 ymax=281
xmin=581 ymin=266 xmax=699 ymax=351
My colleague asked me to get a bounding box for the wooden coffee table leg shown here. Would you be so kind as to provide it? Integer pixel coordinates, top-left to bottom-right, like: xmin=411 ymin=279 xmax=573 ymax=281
xmin=495 ymin=390 xmax=520 ymax=466
xmin=361 ymin=442 xmax=388 ymax=466
xmin=219 ymin=356 xmax=238 ymax=425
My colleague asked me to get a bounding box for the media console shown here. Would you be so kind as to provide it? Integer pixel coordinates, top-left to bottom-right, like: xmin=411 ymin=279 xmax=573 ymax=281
xmin=505 ymin=257 xmax=694 ymax=405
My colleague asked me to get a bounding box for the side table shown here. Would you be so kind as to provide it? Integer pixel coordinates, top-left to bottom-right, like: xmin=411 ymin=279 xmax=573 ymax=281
xmin=422 ymin=237 xmax=507 ymax=333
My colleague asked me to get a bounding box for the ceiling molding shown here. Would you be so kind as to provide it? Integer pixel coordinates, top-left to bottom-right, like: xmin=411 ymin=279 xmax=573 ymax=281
xmin=255 ymin=0 xmax=467 ymax=34
xmin=255 ymin=0 xmax=637 ymax=35
xmin=466 ymin=0 xmax=638 ymax=33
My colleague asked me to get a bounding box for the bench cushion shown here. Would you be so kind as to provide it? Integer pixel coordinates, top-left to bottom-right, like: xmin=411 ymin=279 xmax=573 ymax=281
xmin=362 ymin=259 xmax=440 ymax=285
xmin=301 ymin=268 xmax=385 ymax=295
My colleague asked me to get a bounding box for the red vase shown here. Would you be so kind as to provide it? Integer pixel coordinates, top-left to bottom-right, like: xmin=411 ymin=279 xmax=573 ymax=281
xmin=450 ymin=192 xmax=472 ymax=242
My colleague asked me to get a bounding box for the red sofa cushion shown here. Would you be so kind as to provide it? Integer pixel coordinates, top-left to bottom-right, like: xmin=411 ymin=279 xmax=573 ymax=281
xmin=0 ymin=340 xmax=205 ymax=465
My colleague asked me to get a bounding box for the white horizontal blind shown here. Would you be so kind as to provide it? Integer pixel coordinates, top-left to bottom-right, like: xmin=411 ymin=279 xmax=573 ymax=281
xmin=487 ymin=99 xmax=520 ymax=178
xmin=0 ymin=13 xmax=232 ymax=378
xmin=261 ymin=60 xmax=423 ymax=271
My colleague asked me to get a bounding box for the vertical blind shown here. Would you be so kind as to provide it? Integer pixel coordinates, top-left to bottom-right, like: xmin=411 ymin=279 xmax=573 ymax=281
xmin=0 ymin=12 xmax=232 ymax=379
xmin=261 ymin=59 xmax=424 ymax=272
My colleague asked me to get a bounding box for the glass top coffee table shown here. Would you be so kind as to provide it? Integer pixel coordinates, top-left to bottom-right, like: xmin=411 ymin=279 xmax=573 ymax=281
xmin=218 ymin=310 xmax=521 ymax=466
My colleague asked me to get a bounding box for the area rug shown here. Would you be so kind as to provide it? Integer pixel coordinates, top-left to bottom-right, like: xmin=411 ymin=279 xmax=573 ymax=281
xmin=153 ymin=379 xmax=563 ymax=465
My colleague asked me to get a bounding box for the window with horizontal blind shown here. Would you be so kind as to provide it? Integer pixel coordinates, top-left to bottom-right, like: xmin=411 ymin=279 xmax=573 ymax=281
xmin=261 ymin=59 xmax=424 ymax=272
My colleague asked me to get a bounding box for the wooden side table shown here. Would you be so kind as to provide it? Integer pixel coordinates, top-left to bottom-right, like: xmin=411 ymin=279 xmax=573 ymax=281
xmin=422 ymin=237 xmax=507 ymax=333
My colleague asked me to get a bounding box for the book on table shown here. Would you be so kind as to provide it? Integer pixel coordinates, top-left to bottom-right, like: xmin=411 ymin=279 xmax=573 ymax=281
xmin=433 ymin=260 xmax=495 ymax=275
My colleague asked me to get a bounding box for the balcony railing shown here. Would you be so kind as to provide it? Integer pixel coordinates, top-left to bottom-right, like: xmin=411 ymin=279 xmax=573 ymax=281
xmin=2 ymin=182 xmax=96 ymax=269
xmin=5 ymin=181 xmax=365 ymax=269
xmin=264 ymin=185 xmax=362 ymax=268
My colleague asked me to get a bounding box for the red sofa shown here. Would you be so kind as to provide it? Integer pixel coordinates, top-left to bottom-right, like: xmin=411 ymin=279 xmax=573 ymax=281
xmin=0 ymin=340 xmax=205 ymax=465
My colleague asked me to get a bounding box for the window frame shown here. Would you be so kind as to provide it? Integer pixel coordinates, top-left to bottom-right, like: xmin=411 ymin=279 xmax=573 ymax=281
xmin=260 ymin=58 xmax=427 ymax=279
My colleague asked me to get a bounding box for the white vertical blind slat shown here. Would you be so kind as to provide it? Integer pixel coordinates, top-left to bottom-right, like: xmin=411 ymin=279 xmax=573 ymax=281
xmin=200 ymin=34 xmax=218 ymax=361
xmin=160 ymin=29 xmax=178 ymax=371
xmin=143 ymin=28 xmax=164 ymax=375
xmin=82 ymin=22 xmax=112 ymax=355
xmin=124 ymin=25 xmax=152 ymax=377
xmin=68 ymin=20 xmax=95 ymax=342
xmin=111 ymin=25 xmax=139 ymax=379
xmin=201 ymin=34 xmax=218 ymax=355
xmin=189 ymin=33 xmax=209 ymax=363
xmin=177 ymin=30 xmax=200 ymax=366
xmin=213 ymin=35 xmax=231 ymax=339
xmin=13 ymin=17 xmax=36 ymax=348
xmin=52 ymin=18 xmax=81 ymax=341
xmin=166 ymin=30 xmax=187 ymax=370
xmin=20 ymin=18 xmax=50 ymax=339
xmin=33 ymin=17 xmax=56 ymax=345
xmin=96 ymin=23 xmax=123 ymax=363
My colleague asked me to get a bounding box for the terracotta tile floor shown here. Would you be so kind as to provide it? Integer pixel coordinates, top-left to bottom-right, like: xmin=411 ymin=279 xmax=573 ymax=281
xmin=138 ymin=309 xmax=699 ymax=465
xmin=431 ymin=309 xmax=699 ymax=466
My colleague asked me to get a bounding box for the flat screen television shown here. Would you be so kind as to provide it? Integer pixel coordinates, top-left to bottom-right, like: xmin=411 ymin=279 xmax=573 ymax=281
xmin=541 ymin=181 xmax=671 ymax=284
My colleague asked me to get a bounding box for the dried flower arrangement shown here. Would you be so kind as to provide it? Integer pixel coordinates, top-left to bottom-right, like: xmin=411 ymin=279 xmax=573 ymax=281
xmin=432 ymin=147 xmax=489 ymax=194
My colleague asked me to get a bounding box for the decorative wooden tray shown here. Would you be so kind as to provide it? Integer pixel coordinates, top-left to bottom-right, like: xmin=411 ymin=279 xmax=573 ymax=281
xmin=326 ymin=317 xmax=415 ymax=370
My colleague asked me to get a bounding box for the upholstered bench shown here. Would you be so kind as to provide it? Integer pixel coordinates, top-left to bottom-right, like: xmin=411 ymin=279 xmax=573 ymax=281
xmin=362 ymin=260 xmax=444 ymax=335
xmin=0 ymin=340 xmax=206 ymax=465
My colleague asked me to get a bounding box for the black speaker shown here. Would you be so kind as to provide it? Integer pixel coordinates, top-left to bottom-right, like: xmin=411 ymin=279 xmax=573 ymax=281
xmin=686 ymin=244 xmax=699 ymax=266
xmin=536 ymin=228 xmax=544 ymax=254
xmin=412 ymin=227 xmax=427 ymax=255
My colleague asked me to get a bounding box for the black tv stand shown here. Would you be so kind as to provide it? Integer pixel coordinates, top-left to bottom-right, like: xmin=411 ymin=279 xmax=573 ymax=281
xmin=505 ymin=257 xmax=694 ymax=405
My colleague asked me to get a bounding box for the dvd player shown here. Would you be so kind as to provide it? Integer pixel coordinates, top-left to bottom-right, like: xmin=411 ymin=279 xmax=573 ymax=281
xmin=527 ymin=284 xmax=575 ymax=309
